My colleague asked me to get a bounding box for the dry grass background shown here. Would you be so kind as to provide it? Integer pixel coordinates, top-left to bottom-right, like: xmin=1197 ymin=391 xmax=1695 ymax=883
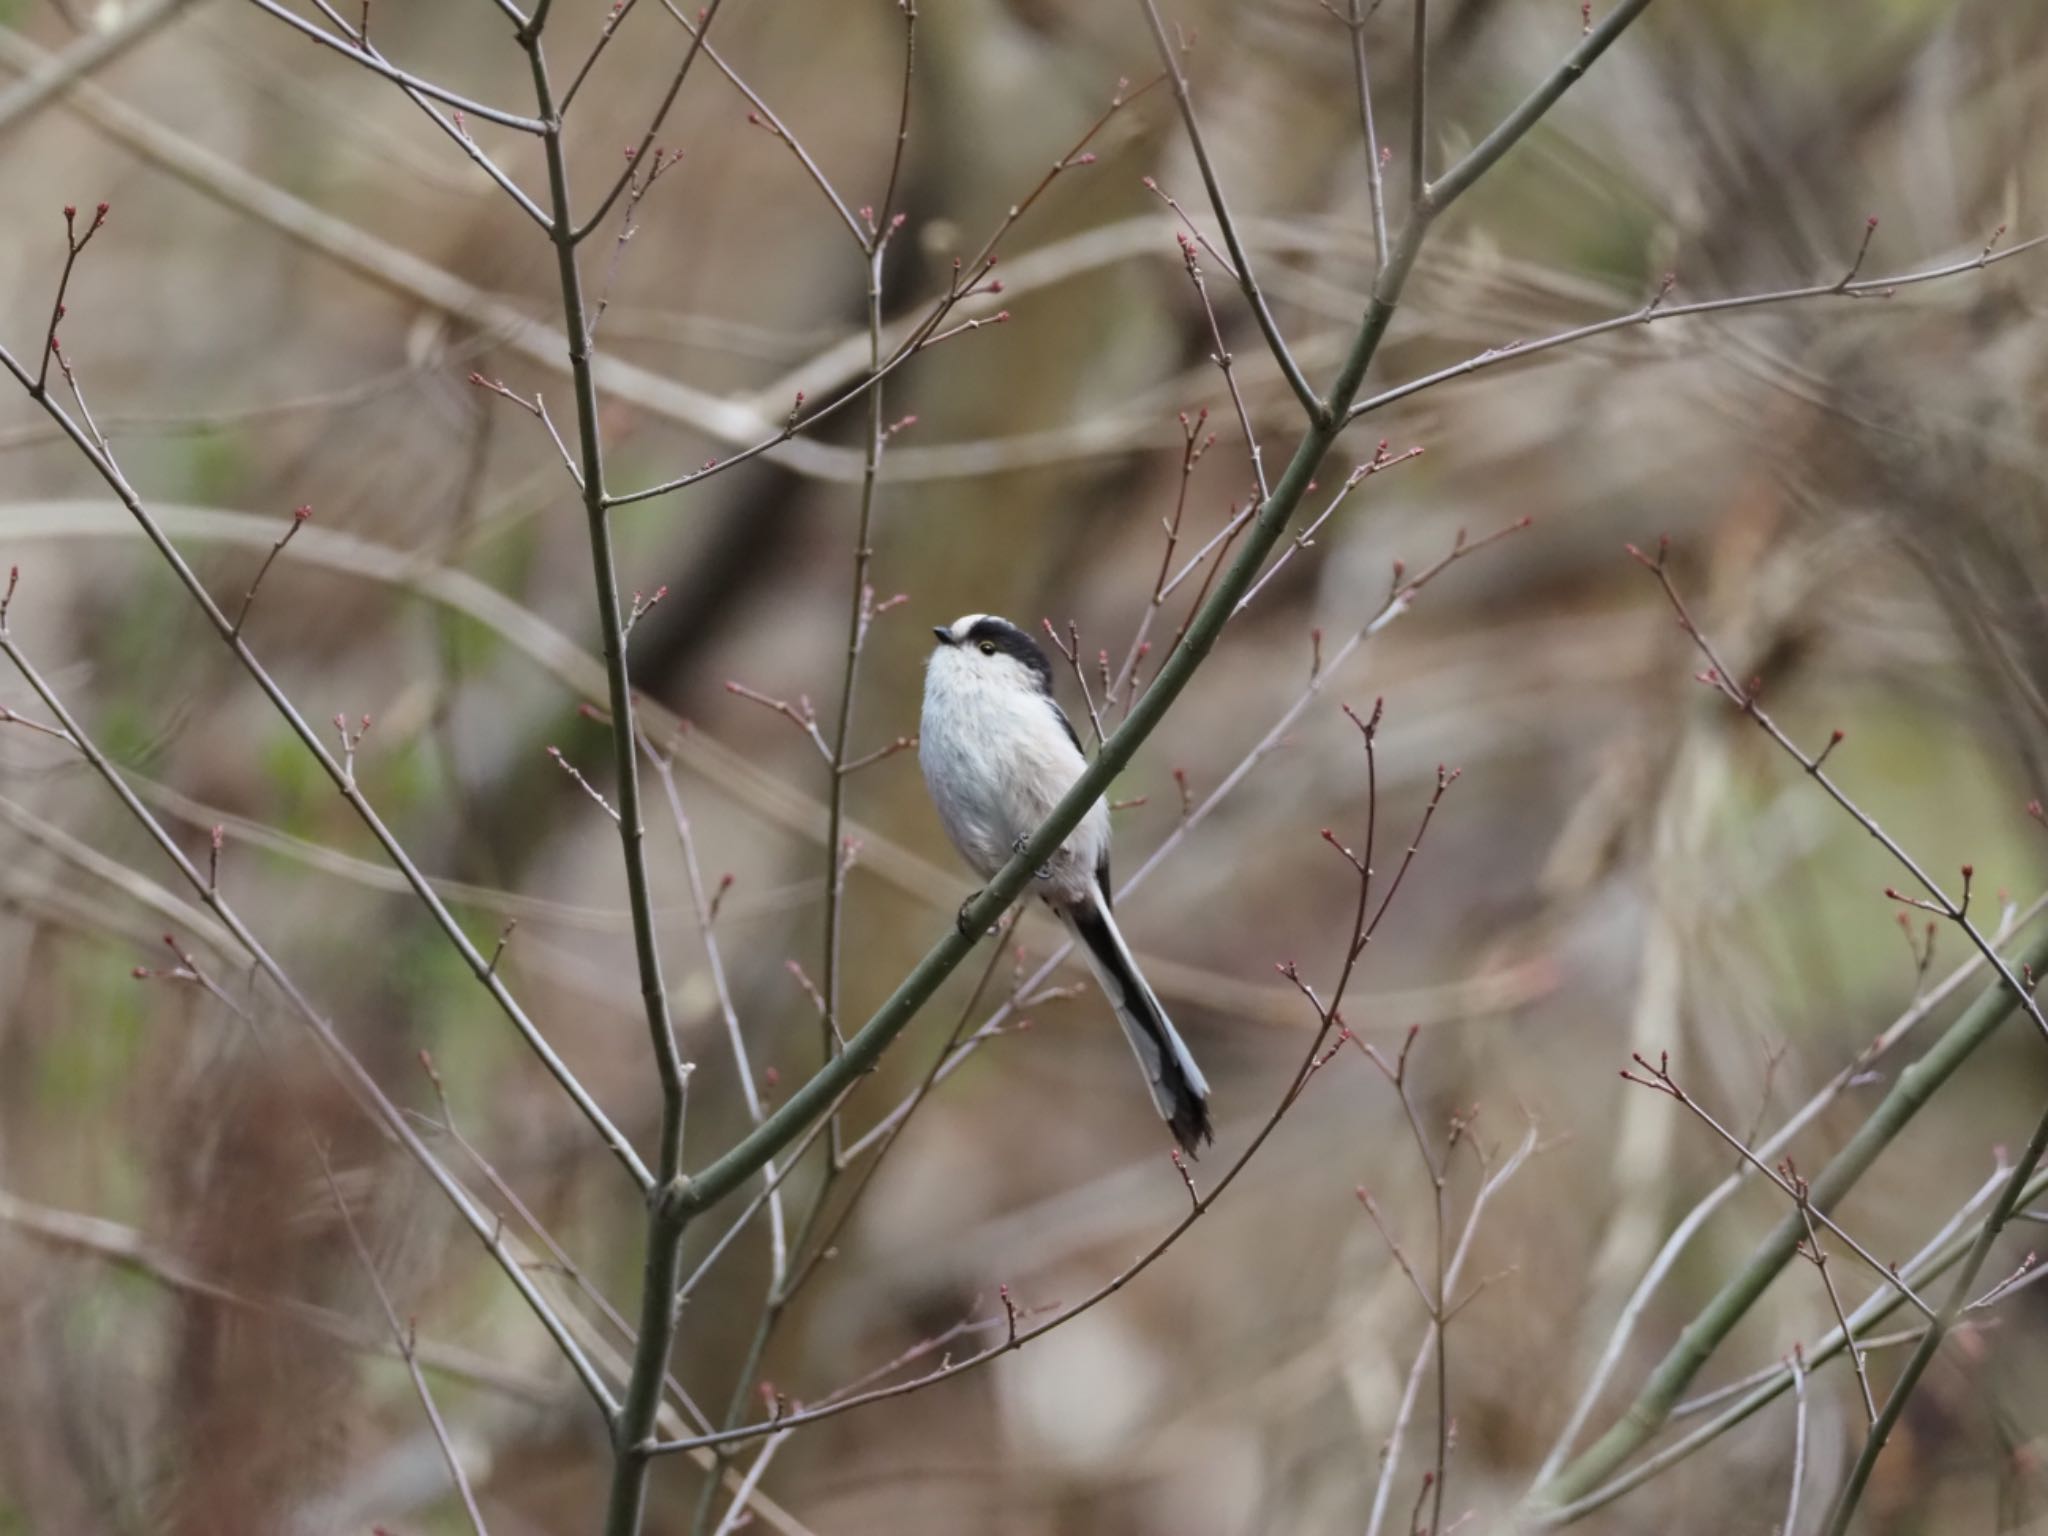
xmin=2 ymin=0 xmax=2047 ymax=1531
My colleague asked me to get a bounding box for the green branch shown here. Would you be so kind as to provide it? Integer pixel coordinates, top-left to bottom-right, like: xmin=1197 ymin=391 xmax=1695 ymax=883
xmin=1532 ymin=920 xmax=2048 ymax=1512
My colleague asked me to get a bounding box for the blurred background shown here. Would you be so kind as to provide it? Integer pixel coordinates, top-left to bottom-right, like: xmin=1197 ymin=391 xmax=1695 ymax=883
xmin=2 ymin=0 xmax=2046 ymax=1531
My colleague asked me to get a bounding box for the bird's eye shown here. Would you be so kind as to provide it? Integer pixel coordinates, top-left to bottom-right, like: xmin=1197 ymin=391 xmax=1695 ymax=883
xmin=977 ymin=641 xmax=997 ymax=656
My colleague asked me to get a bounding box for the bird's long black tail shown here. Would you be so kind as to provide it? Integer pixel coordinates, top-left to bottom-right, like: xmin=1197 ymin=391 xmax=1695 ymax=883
xmin=1060 ymin=890 xmax=1214 ymax=1155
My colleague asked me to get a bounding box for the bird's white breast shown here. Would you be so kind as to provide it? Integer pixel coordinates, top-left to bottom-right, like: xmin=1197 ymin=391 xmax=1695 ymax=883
xmin=920 ymin=649 xmax=1108 ymax=902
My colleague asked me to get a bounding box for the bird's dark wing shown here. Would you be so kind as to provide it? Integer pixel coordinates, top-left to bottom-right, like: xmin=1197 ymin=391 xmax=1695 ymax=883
xmin=1050 ymin=697 xmax=1085 ymax=758
xmin=1038 ymin=691 xmax=1111 ymax=904
xmin=1050 ymin=699 xmax=1116 ymax=908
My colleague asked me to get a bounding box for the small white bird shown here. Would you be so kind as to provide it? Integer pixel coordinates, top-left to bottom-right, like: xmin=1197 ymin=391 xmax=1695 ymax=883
xmin=919 ymin=613 xmax=1214 ymax=1154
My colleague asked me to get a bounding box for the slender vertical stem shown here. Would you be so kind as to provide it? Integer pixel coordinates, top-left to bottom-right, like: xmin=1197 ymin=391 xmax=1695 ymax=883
xmin=685 ymin=1192 xmax=833 ymax=1536
xmin=1408 ymin=0 xmax=1428 ymax=207
xmin=1782 ymin=1350 xmax=1808 ymax=1536
xmin=686 ymin=1309 xmax=776 ymax=1536
xmin=518 ymin=30 xmax=691 ymax=1536
xmin=645 ymin=746 xmax=786 ymax=1278
xmin=1430 ymin=1153 xmax=1449 ymax=1535
xmin=875 ymin=3 xmax=917 ymax=232
xmin=525 ymin=46 xmax=683 ymax=1186
xmin=821 ymin=241 xmax=889 ymax=1158
xmin=695 ymin=17 xmax=917 ymax=1506
xmin=1364 ymin=1132 xmax=1536 ymax=1536
xmin=1347 ymin=0 xmax=1389 ymax=272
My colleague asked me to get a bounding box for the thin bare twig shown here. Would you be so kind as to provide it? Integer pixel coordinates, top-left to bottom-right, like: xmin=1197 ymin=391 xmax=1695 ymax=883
xmin=569 ymin=0 xmax=727 ymax=242
xmin=725 ymin=680 xmax=834 ymax=763
xmin=1042 ymin=618 xmax=1109 ymax=749
xmin=468 ymin=372 xmax=584 ymax=487
xmin=1233 ymin=440 xmax=1436 ymax=613
xmin=659 ymin=0 xmax=865 ymax=246
xmin=1349 ymin=231 xmax=2048 ymax=425
xmin=1630 ymin=541 xmax=2048 ymax=1052
xmin=561 ymin=0 xmax=638 ymax=110
xmin=1365 ymin=1125 xmax=1539 ymax=1536
xmin=1782 ymin=1347 xmax=1808 ymax=1536
xmin=1137 ymin=0 xmax=1322 ymax=419
xmin=315 ymin=1147 xmax=491 ymax=1536
xmin=547 ymin=744 xmax=622 ymax=823
xmin=1106 ymin=408 xmax=1213 ymax=709
xmin=590 ymin=146 xmax=683 ymax=339
xmin=1177 ymin=232 xmax=1269 ymax=500
xmin=296 ymin=0 xmax=550 ymax=223
xmin=1619 ymin=1050 xmax=1935 ymax=1319
xmin=242 ymin=0 xmax=545 ymax=133
xmin=1531 ymin=893 xmax=2048 ymax=1490
xmin=873 ymin=0 xmax=918 ymax=238
xmin=230 ymin=504 xmax=310 ymax=637
xmin=608 ymin=62 xmax=1152 ymax=509
xmin=32 ymin=201 xmax=107 ymax=399
xmin=0 ymin=703 xmax=79 ymax=748
xmin=1795 ymin=1192 xmax=1879 ymax=1426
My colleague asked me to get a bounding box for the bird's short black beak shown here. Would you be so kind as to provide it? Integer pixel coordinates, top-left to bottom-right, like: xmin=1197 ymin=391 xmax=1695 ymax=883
xmin=932 ymin=626 xmax=955 ymax=645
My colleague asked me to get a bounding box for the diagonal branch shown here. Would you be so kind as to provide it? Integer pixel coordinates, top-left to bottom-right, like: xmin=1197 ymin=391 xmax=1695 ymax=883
xmin=0 ymin=343 xmax=651 ymax=1191
xmin=295 ymin=0 xmax=550 ymax=224
xmin=1531 ymin=892 xmax=2048 ymax=1492
xmin=316 ymin=1147 xmax=492 ymax=1536
xmin=1534 ymin=1159 xmax=2043 ymax=1524
xmin=1347 ymin=231 xmax=2048 ymax=425
xmin=656 ymin=0 xmax=865 ymax=246
xmin=0 ymin=0 xmax=195 ymax=141
xmin=570 ymin=0 xmax=727 ymax=243
xmin=1138 ymin=0 xmax=1323 ymax=421
xmin=0 ymin=621 xmax=619 ymax=1421
xmin=242 ymin=0 xmax=545 ymax=132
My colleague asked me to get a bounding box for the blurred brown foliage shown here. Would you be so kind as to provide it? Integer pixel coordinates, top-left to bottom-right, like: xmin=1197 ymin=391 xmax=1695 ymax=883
xmin=2 ymin=0 xmax=2047 ymax=1532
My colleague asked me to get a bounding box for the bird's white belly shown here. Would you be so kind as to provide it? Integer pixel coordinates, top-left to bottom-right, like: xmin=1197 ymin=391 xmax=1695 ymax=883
xmin=921 ymin=664 xmax=1106 ymax=902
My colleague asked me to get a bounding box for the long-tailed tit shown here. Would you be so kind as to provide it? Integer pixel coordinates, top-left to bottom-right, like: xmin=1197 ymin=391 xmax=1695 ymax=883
xmin=919 ymin=613 xmax=1213 ymax=1154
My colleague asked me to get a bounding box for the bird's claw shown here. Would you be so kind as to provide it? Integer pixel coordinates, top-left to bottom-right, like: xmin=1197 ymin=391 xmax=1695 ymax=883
xmin=1010 ymin=834 xmax=1052 ymax=882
